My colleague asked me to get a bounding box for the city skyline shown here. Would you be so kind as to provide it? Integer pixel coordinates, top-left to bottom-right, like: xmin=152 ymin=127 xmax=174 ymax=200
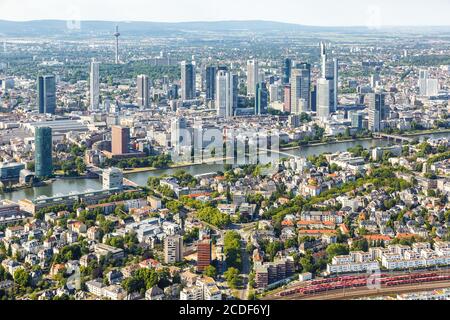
xmin=1 ymin=0 xmax=450 ymax=27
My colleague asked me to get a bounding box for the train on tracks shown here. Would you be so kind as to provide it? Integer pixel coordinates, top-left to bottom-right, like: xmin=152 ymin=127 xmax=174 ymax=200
xmin=279 ymin=272 xmax=450 ymax=297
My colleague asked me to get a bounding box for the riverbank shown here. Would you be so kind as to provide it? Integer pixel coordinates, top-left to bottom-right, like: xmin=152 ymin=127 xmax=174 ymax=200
xmin=280 ymin=137 xmax=377 ymax=151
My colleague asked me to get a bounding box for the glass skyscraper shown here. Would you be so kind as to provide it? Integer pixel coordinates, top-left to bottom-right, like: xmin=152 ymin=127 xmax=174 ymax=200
xmin=255 ymin=82 xmax=268 ymax=115
xmin=35 ymin=127 xmax=53 ymax=178
xmin=37 ymin=75 xmax=56 ymax=114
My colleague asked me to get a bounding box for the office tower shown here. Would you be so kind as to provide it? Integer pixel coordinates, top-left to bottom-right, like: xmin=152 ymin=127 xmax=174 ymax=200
xmin=332 ymin=58 xmax=339 ymax=111
xmin=164 ymin=235 xmax=184 ymax=264
xmin=216 ymin=70 xmax=238 ymax=118
xmin=111 ymin=126 xmax=130 ymax=155
xmin=320 ymin=43 xmax=338 ymax=112
xmin=311 ymin=85 xmax=317 ymax=112
xmin=418 ymin=69 xmax=429 ymax=96
xmin=351 ymin=112 xmax=364 ymax=129
xmin=35 ymin=127 xmax=53 ymax=178
xmin=290 ymin=65 xmax=311 ymax=114
xmin=255 ymin=82 xmax=268 ymax=115
xmin=320 ymin=42 xmax=327 ymax=78
xmin=282 ymin=58 xmax=292 ymax=85
xmin=90 ymin=60 xmax=100 ymax=111
xmin=197 ymin=239 xmax=212 ymax=272
xmin=247 ymin=59 xmax=259 ymax=96
xmin=288 ymin=114 xmax=301 ymax=128
xmin=102 ymin=167 xmax=123 ymax=190
xmin=368 ymin=93 xmax=386 ymax=132
xmin=37 ymin=75 xmax=56 ymax=114
xmin=137 ymin=75 xmax=150 ymax=108
xmin=370 ymin=73 xmax=380 ymax=88
xmin=205 ymin=66 xmax=217 ymax=101
xmin=171 ymin=117 xmax=187 ymax=149
xmin=269 ymin=84 xmax=279 ymax=103
xmin=114 ymin=25 xmax=120 ymax=64
xmin=317 ymin=78 xmax=333 ymax=118
xmin=426 ymin=79 xmax=439 ymax=97
xmin=284 ymin=85 xmax=292 ymax=113
xmin=181 ymin=61 xmax=196 ymax=100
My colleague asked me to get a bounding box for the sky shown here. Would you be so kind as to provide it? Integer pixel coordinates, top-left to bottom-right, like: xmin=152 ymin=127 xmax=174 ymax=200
xmin=1 ymin=0 xmax=450 ymax=27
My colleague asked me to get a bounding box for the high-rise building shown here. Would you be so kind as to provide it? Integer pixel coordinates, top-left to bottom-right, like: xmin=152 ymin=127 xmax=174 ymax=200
xmin=332 ymin=58 xmax=339 ymax=111
xmin=216 ymin=70 xmax=238 ymax=118
xmin=255 ymin=82 xmax=268 ymax=115
xmin=320 ymin=42 xmax=327 ymax=78
xmin=102 ymin=167 xmax=123 ymax=190
xmin=290 ymin=65 xmax=311 ymax=114
xmin=90 ymin=60 xmax=100 ymax=111
xmin=181 ymin=61 xmax=196 ymax=100
xmin=37 ymin=75 xmax=56 ymax=114
xmin=351 ymin=112 xmax=364 ymax=129
xmin=164 ymin=235 xmax=183 ymax=264
xmin=311 ymin=85 xmax=317 ymax=112
xmin=197 ymin=239 xmax=212 ymax=272
xmin=368 ymin=93 xmax=386 ymax=132
xmin=418 ymin=69 xmax=429 ymax=96
xmin=269 ymin=84 xmax=280 ymax=103
xmin=320 ymin=43 xmax=338 ymax=112
xmin=283 ymin=85 xmax=292 ymax=113
xmin=205 ymin=66 xmax=217 ymax=101
xmin=317 ymin=78 xmax=333 ymax=119
xmin=171 ymin=117 xmax=188 ymax=149
xmin=35 ymin=127 xmax=53 ymax=178
xmin=137 ymin=75 xmax=150 ymax=108
xmin=282 ymin=58 xmax=292 ymax=85
xmin=426 ymin=78 xmax=439 ymax=97
xmin=111 ymin=126 xmax=130 ymax=155
xmin=247 ymin=60 xmax=258 ymax=96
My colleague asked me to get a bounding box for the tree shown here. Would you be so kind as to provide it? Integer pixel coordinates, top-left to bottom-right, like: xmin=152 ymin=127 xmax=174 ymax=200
xmin=224 ymin=267 xmax=240 ymax=289
xmin=204 ymin=265 xmax=217 ymax=279
xmin=14 ymin=269 xmax=31 ymax=289
xmin=326 ymin=244 xmax=349 ymax=262
xmin=224 ymin=231 xmax=242 ymax=270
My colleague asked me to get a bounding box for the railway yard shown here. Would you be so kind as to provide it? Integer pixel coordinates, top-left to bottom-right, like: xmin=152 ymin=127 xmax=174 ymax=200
xmin=263 ymin=270 xmax=450 ymax=300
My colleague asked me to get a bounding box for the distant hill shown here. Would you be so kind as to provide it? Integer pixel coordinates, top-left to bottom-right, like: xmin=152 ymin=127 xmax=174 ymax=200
xmin=1 ymin=20 xmax=449 ymax=38
xmin=0 ymin=19 xmax=371 ymax=38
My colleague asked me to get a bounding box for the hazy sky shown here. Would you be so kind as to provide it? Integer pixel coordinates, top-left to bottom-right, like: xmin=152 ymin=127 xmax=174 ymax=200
xmin=1 ymin=0 xmax=450 ymax=26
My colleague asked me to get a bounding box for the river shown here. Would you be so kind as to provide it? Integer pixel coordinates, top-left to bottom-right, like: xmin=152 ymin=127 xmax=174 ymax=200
xmin=2 ymin=132 xmax=449 ymax=203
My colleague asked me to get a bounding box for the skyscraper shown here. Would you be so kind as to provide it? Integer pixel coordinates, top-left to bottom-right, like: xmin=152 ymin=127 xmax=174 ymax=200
xmin=368 ymin=93 xmax=386 ymax=132
xmin=216 ymin=70 xmax=238 ymax=118
xmin=197 ymin=239 xmax=212 ymax=272
xmin=247 ymin=59 xmax=259 ymax=96
xmin=35 ymin=127 xmax=53 ymax=178
xmin=181 ymin=61 xmax=195 ymax=101
xmin=320 ymin=43 xmax=338 ymax=112
xmin=418 ymin=69 xmax=429 ymax=96
xmin=282 ymin=58 xmax=292 ymax=85
xmin=137 ymin=75 xmax=150 ymax=108
xmin=290 ymin=64 xmax=311 ymax=114
xmin=90 ymin=60 xmax=100 ymax=111
xmin=332 ymin=58 xmax=339 ymax=111
xmin=164 ymin=235 xmax=183 ymax=264
xmin=171 ymin=117 xmax=188 ymax=149
xmin=205 ymin=66 xmax=217 ymax=101
xmin=255 ymin=82 xmax=268 ymax=115
xmin=284 ymin=85 xmax=292 ymax=113
xmin=317 ymin=78 xmax=333 ymax=119
xmin=111 ymin=126 xmax=130 ymax=155
xmin=320 ymin=42 xmax=327 ymax=78
xmin=37 ymin=75 xmax=56 ymax=114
